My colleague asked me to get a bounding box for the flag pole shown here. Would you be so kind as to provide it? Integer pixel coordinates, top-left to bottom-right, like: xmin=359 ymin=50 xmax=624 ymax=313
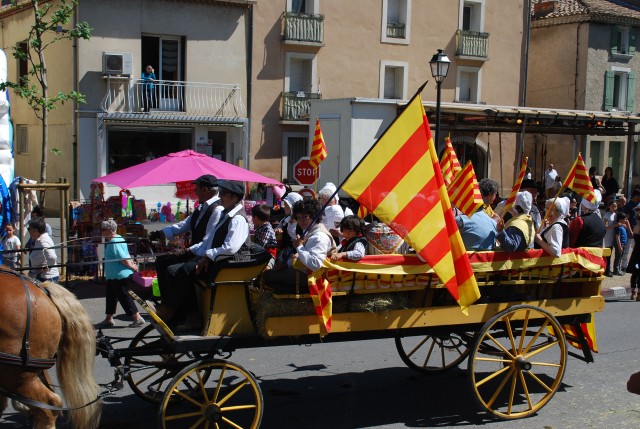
xmin=301 ymin=81 xmax=429 ymax=239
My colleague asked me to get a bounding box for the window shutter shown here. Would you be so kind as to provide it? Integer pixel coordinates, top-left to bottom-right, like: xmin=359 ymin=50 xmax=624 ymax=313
xmin=611 ymin=26 xmax=619 ymax=54
xmin=627 ymin=72 xmax=636 ymax=112
xmin=630 ymin=28 xmax=637 ymax=55
xmin=604 ymin=70 xmax=615 ymax=111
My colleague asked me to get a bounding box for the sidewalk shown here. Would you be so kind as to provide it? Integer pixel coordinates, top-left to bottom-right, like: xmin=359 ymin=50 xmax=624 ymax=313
xmin=600 ymin=272 xmax=633 ymax=300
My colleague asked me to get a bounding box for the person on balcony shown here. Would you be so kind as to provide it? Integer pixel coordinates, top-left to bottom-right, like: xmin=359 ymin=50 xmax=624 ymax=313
xmin=141 ymin=65 xmax=156 ymax=112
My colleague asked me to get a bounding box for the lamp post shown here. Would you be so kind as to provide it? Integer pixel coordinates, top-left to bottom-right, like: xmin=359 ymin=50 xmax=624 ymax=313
xmin=429 ymin=49 xmax=450 ymax=150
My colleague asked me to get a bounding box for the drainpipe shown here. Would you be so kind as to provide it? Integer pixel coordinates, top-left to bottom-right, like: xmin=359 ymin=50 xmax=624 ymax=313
xmin=245 ymin=3 xmax=254 ymax=170
xmin=574 ymin=22 xmax=586 ymax=170
xmin=72 ymin=3 xmax=79 ymax=199
xmin=517 ymin=0 xmax=532 ymax=181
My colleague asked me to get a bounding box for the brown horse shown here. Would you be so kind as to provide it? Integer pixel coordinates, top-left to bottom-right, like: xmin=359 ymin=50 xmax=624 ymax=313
xmin=0 ymin=268 xmax=101 ymax=428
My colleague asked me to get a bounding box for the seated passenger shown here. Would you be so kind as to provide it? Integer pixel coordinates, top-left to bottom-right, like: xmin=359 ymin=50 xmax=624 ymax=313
xmin=273 ymin=192 xmax=302 ymax=269
xmin=263 ymin=199 xmax=335 ymax=294
xmin=330 ymin=215 xmax=367 ymax=262
xmin=319 ymin=184 xmax=345 ymax=244
xmin=479 ymin=178 xmax=500 ymax=219
xmin=496 ymin=192 xmax=534 ymax=253
xmin=454 ymin=206 xmax=497 ymax=251
xmin=534 ymin=197 xmax=570 ymax=257
xmin=251 ymin=203 xmax=278 ymax=258
xmin=569 ymin=189 xmax=606 ymax=247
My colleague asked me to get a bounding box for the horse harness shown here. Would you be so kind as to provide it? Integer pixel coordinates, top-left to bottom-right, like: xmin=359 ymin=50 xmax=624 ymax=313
xmin=0 ymin=270 xmax=57 ymax=370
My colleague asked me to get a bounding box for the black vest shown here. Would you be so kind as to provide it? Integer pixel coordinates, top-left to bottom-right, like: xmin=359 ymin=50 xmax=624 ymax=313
xmin=211 ymin=208 xmax=248 ymax=250
xmin=541 ymin=221 xmax=569 ymax=249
xmin=340 ymin=236 xmax=368 ymax=252
xmin=575 ymin=212 xmax=606 ymax=247
xmin=190 ymin=202 xmax=217 ymax=245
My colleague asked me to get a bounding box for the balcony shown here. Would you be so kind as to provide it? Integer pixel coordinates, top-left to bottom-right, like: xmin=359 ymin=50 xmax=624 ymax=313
xmin=101 ymin=79 xmax=246 ymax=118
xmin=282 ymin=12 xmax=324 ymax=45
xmin=386 ymin=22 xmax=406 ymax=39
xmin=456 ymin=29 xmax=489 ymax=59
xmin=281 ymin=91 xmax=321 ymax=122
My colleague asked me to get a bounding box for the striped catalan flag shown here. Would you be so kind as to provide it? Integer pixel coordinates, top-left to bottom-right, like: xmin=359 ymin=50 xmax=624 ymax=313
xmin=447 ymin=160 xmax=484 ymax=217
xmin=440 ymin=137 xmax=462 ymax=186
xmin=562 ymin=318 xmax=598 ymax=353
xmin=502 ymin=157 xmax=528 ymax=217
xmin=307 ymin=271 xmax=332 ymax=336
xmin=564 ymin=153 xmax=596 ymax=204
xmin=309 ymin=118 xmax=328 ymax=169
xmin=341 ymin=94 xmax=480 ymax=310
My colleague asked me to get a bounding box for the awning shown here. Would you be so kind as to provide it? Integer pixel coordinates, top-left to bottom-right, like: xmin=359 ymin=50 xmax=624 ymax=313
xmin=101 ymin=112 xmax=247 ymax=127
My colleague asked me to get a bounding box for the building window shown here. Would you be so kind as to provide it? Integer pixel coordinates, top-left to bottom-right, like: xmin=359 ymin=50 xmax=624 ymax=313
xmin=381 ymin=0 xmax=411 ymax=44
xmin=284 ymin=134 xmax=308 ymax=181
xmin=287 ymin=0 xmax=318 ymax=14
xmin=611 ymin=26 xmax=636 ymax=56
xmin=588 ymin=140 xmax=603 ymax=177
xmin=17 ymin=41 xmax=28 ymax=87
xmin=459 ymin=0 xmax=485 ymax=32
xmin=456 ymin=66 xmax=481 ymax=103
xmin=16 ymin=125 xmax=27 ymax=154
xmin=379 ymin=61 xmax=408 ymax=100
xmin=604 ymin=68 xmax=636 ymax=112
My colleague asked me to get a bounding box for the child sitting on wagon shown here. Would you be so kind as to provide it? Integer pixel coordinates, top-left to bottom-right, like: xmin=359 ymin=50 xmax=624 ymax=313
xmin=251 ymin=204 xmax=278 ymax=265
xmin=330 ymin=215 xmax=367 ymax=262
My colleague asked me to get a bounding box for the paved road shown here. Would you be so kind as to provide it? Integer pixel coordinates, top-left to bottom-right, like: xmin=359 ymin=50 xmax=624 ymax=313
xmin=1 ymin=273 xmax=639 ymax=428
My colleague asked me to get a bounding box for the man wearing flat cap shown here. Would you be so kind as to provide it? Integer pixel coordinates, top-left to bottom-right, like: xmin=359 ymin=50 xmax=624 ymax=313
xmin=154 ymin=174 xmax=222 ymax=325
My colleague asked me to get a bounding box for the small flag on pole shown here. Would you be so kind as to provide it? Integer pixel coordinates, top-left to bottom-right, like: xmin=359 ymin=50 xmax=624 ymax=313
xmin=309 ymin=118 xmax=328 ymax=169
xmin=502 ymin=157 xmax=528 ymax=217
xmin=440 ymin=137 xmax=462 ymax=186
xmin=563 ymin=153 xmax=596 ymax=204
xmin=447 ymin=160 xmax=484 ymax=217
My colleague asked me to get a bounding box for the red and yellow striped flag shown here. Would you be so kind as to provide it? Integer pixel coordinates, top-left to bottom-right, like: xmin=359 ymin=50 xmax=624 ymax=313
xmin=562 ymin=319 xmax=598 ymax=353
xmin=502 ymin=157 xmax=528 ymax=216
xmin=308 ymin=271 xmax=332 ymax=336
xmin=564 ymin=153 xmax=596 ymax=203
xmin=309 ymin=118 xmax=328 ymax=169
xmin=440 ymin=137 xmax=462 ymax=186
xmin=342 ymin=95 xmax=480 ymax=310
xmin=447 ymin=160 xmax=484 ymax=217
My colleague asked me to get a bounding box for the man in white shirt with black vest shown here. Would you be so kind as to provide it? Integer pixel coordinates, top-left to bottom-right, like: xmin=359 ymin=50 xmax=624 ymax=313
xmin=154 ymin=174 xmax=221 ymax=324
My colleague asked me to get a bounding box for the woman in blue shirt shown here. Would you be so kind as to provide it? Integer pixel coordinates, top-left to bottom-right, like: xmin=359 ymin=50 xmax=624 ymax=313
xmin=141 ymin=65 xmax=156 ymax=111
xmin=94 ymin=219 xmax=146 ymax=329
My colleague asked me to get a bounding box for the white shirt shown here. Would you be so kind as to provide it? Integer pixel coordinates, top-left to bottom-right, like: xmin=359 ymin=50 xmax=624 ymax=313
xmin=544 ymin=168 xmax=558 ymax=190
xmin=205 ymin=203 xmax=250 ymax=261
xmin=603 ymin=210 xmax=617 ymax=247
xmin=29 ymin=232 xmax=59 ymax=279
xmin=163 ymin=195 xmax=221 ymax=253
xmin=296 ymin=225 xmax=333 ymax=272
xmin=541 ymin=221 xmax=565 ymax=257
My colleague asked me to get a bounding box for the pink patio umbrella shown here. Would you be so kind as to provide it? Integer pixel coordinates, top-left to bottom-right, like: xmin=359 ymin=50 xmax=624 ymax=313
xmin=93 ymin=149 xmax=281 ymax=188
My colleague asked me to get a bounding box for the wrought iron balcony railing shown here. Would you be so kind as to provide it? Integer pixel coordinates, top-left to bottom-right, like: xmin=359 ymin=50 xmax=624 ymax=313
xmin=386 ymin=22 xmax=406 ymax=39
xmin=101 ymin=79 xmax=246 ymax=118
xmin=456 ymin=29 xmax=489 ymax=58
xmin=281 ymin=91 xmax=321 ymax=121
xmin=283 ymin=12 xmax=324 ymax=44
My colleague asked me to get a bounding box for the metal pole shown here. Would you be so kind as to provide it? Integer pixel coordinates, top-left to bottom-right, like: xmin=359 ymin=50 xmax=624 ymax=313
xmin=435 ymin=81 xmax=442 ymax=151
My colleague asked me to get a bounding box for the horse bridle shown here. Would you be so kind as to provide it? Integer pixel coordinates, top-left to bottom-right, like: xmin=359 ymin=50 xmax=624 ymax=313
xmin=0 ymin=270 xmax=57 ymax=369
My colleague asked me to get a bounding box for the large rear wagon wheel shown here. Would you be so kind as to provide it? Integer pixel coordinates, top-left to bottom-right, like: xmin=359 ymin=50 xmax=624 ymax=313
xmin=468 ymin=305 xmax=567 ymax=419
xmin=125 ymin=325 xmax=201 ymax=403
xmin=158 ymin=359 xmax=263 ymax=429
xmin=395 ymin=332 xmax=472 ymax=373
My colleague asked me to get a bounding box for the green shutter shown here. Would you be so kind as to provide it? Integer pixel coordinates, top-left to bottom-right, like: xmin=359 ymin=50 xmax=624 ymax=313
xmin=627 ymin=72 xmax=636 ymax=112
xmin=604 ymin=70 xmax=615 ymax=111
xmin=630 ymin=28 xmax=637 ymax=54
xmin=611 ymin=26 xmax=619 ymax=54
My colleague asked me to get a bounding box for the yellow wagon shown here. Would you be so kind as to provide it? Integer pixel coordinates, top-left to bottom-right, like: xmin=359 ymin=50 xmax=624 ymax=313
xmin=97 ymin=246 xmax=607 ymax=428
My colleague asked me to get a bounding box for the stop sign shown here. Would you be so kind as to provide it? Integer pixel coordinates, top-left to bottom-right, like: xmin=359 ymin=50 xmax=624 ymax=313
xmin=293 ymin=157 xmax=320 ymax=185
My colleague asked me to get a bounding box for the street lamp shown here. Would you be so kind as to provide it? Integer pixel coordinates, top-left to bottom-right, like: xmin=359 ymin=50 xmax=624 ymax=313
xmin=429 ymin=49 xmax=450 ymax=150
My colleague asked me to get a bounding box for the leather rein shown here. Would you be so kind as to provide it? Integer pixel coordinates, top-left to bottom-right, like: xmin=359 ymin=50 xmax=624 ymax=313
xmin=0 ymin=270 xmax=57 ymax=370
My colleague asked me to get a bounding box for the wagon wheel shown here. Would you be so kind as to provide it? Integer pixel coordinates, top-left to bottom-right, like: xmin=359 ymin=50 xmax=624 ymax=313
xmin=395 ymin=332 xmax=473 ymax=373
xmin=158 ymin=358 xmax=263 ymax=429
xmin=125 ymin=325 xmax=209 ymax=403
xmin=468 ymin=305 xmax=567 ymax=419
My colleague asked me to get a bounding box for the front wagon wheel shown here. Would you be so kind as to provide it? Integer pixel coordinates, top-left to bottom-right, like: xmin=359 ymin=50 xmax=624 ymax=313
xmin=468 ymin=305 xmax=567 ymax=419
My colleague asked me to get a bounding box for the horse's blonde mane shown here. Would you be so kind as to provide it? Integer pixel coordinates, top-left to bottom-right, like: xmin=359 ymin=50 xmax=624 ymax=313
xmin=45 ymin=281 xmax=102 ymax=429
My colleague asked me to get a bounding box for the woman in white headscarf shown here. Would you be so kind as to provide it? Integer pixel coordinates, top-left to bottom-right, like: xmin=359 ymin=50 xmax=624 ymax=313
xmin=534 ymin=197 xmax=570 ymax=257
xmin=496 ymin=192 xmax=534 ymax=253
